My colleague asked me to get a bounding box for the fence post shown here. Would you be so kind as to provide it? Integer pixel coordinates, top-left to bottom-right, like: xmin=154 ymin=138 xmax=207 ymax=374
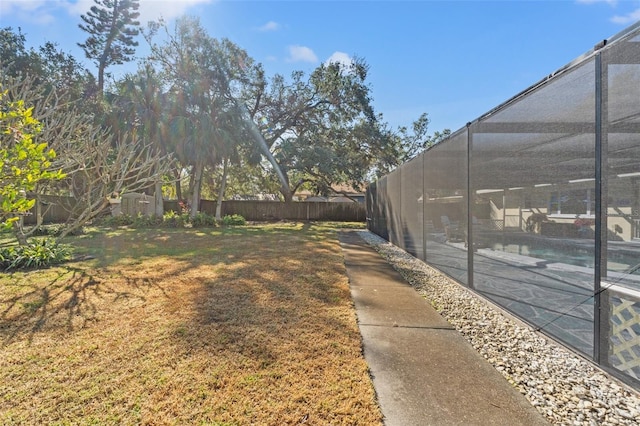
xmin=594 ymin=50 xmax=608 ymax=365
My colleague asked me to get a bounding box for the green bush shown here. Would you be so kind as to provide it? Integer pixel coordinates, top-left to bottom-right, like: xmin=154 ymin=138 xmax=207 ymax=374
xmin=132 ymin=213 xmax=160 ymax=228
xmin=99 ymin=214 xmax=134 ymax=227
xmin=162 ymin=210 xmax=187 ymax=228
xmin=0 ymin=238 xmax=72 ymax=270
xmin=222 ymin=214 xmax=246 ymax=226
xmin=28 ymin=224 xmax=84 ymax=237
xmin=190 ymin=212 xmax=216 ymax=228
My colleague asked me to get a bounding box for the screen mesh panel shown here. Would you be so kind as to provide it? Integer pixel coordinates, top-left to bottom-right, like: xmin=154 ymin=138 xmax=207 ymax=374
xmin=471 ymin=59 xmax=596 ymax=356
xmin=601 ymin=27 xmax=640 ymax=382
xmin=400 ymin=154 xmax=425 ymax=259
xmin=424 ymin=130 xmax=468 ymax=285
xmin=366 ymin=22 xmax=640 ymax=386
xmin=375 ymin=177 xmax=389 ymax=240
xmin=386 ymin=168 xmax=402 ymax=247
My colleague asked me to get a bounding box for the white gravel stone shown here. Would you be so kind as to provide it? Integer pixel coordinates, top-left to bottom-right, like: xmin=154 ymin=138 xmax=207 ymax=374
xmin=355 ymin=230 xmax=640 ymax=426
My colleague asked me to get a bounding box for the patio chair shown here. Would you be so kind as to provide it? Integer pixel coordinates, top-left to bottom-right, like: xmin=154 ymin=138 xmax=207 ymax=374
xmin=441 ymin=215 xmax=465 ymax=242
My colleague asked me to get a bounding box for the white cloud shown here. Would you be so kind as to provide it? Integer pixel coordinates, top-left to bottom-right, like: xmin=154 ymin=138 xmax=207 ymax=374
xmin=325 ymin=51 xmax=353 ymax=68
xmin=257 ymin=20 xmax=280 ymax=31
xmin=575 ymin=0 xmax=617 ymax=5
xmin=1 ymin=0 xmax=214 ymax=27
xmin=286 ymin=45 xmax=318 ymax=63
xmin=0 ymin=0 xmax=56 ymax=24
xmin=68 ymin=0 xmax=215 ymax=23
xmin=611 ymin=8 xmax=640 ymax=24
xmin=64 ymin=0 xmax=94 ymax=17
xmin=136 ymin=0 xmax=214 ymax=25
xmin=575 ymin=0 xmax=640 ymax=26
xmin=1 ymin=0 xmax=47 ymax=13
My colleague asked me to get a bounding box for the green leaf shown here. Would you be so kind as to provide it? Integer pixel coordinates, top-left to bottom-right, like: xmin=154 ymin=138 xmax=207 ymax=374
xmin=0 ymin=91 xmax=65 ymax=233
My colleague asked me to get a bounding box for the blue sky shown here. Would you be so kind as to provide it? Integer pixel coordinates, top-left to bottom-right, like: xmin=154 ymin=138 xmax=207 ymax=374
xmin=1 ymin=0 xmax=639 ymax=134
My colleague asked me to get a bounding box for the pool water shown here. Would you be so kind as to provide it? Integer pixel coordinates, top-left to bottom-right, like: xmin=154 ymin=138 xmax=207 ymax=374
xmin=489 ymin=242 xmax=640 ymax=275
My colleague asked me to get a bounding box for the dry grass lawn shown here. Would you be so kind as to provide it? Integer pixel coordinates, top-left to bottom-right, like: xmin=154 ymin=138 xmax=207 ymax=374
xmin=0 ymin=222 xmax=382 ymax=425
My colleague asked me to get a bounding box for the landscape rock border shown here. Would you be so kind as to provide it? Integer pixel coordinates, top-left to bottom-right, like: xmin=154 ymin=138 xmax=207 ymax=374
xmin=356 ymin=230 xmax=640 ymax=426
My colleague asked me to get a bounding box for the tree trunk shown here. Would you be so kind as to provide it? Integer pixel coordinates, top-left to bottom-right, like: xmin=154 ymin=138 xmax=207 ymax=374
xmin=13 ymin=220 xmax=28 ymax=246
xmin=246 ymin=122 xmax=293 ymax=199
xmin=280 ymin=175 xmax=294 ymax=203
xmin=174 ymin=168 xmax=182 ymax=201
xmin=215 ymin=158 xmax=229 ymax=221
xmin=187 ymin=165 xmax=195 ymax=203
xmin=98 ymin=66 xmax=104 ymax=97
xmin=190 ymin=161 xmax=204 ymax=218
xmin=282 ymin=187 xmax=294 ymax=203
xmin=154 ymin=180 xmax=163 ymax=218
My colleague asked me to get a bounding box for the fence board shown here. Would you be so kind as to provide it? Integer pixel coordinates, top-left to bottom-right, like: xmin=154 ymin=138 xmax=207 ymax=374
xmin=219 ymin=201 xmax=365 ymax=222
xmin=23 ymin=195 xmax=77 ymax=225
xmin=22 ymin=197 xmax=365 ymax=224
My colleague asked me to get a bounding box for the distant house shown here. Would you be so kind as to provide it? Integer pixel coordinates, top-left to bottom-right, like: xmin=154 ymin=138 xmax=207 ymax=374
xmin=231 ymin=193 xmax=281 ymax=201
xmin=299 ymin=184 xmax=366 ymax=203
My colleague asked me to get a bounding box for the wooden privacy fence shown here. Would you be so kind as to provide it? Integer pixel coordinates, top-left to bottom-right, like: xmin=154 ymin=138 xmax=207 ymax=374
xmin=23 ymin=196 xmax=366 ymax=223
xmin=24 ymin=197 xmax=365 ymax=223
xmin=23 ymin=195 xmax=77 ymax=225
xmin=162 ymin=200 xmax=365 ymax=222
xmin=208 ymin=200 xmax=366 ymax=222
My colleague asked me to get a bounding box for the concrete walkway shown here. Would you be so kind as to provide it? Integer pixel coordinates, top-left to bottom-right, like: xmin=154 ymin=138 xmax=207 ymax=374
xmin=339 ymin=231 xmax=549 ymax=426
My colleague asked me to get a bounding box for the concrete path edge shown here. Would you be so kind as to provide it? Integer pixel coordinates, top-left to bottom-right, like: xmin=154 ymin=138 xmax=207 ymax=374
xmin=339 ymin=230 xmax=549 ymax=426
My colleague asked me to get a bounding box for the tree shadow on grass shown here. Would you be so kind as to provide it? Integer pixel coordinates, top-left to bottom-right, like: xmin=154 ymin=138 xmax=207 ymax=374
xmin=183 ymin=226 xmax=360 ymax=370
xmin=0 ymin=224 xmax=380 ymax=424
xmin=0 ymin=264 xmax=170 ymax=346
xmin=2 ymin=224 xmax=362 ymax=365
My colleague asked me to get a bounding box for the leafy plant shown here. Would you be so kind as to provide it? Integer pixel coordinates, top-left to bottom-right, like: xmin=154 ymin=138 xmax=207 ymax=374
xmin=28 ymin=224 xmax=84 ymax=237
xmin=222 ymin=214 xmax=246 ymax=226
xmin=0 ymin=90 xmax=66 ymax=241
xmin=0 ymin=238 xmax=72 ymax=270
xmin=99 ymin=214 xmax=134 ymax=227
xmin=162 ymin=210 xmax=186 ymax=228
xmin=190 ymin=212 xmax=216 ymax=228
xmin=132 ymin=213 xmax=160 ymax=228
xmin=525 ymin=213 xmax=548 ymax=233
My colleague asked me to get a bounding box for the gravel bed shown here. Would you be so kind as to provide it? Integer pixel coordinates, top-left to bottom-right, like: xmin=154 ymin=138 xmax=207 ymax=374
xmin=355 ymin=230 xmax=640 ymax=426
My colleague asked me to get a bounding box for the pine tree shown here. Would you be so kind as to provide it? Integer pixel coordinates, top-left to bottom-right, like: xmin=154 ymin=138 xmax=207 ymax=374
xmin=77 ymin=0 xmax=140 ymax=95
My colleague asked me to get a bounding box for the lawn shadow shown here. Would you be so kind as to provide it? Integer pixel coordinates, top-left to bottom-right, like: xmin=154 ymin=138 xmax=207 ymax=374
xmin=2 ymin=224 xmax=362 ymax=368
xmin=0 ymin=224 xmax=380 ymax=424
xmin=0 ymin=264 xmax=170 ymax=346
xmin=179 ymin=223 xmax=361 ymax=368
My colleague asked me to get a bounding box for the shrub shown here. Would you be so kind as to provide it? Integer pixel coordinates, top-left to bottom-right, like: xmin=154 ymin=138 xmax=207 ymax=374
xmin=190 ymin=212 xmax=216 ymax=228
xmin=132 ymin=213 xmax=160 ymax=228
xmin=99 ymin=214 xmax=134 ymax=227
xmin=222 ymin=214 xmax=246 ymax=226
xmin=0 ymin=238 xmax=72 ymax=270
xmin=162 ymin=210 xmax=186 ymax=228
xmin=28 ymin=224 xmax=84 ymax=237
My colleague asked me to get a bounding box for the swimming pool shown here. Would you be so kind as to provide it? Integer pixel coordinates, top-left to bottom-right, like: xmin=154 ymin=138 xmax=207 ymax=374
xmin=489 ymin=241 xmax=640 ymax=276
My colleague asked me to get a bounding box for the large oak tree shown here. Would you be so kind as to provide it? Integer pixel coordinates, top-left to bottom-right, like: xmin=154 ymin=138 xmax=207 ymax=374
xmin=245 ymin=58 xmax=398 ymax=201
